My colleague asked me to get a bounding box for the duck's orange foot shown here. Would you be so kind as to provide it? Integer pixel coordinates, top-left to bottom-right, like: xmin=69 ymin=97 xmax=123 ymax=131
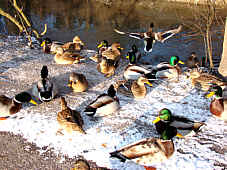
xmin=0 ymin=117 xmax=7 ymax=120
xmin=144 ymin=166 xmax=156 ymax=170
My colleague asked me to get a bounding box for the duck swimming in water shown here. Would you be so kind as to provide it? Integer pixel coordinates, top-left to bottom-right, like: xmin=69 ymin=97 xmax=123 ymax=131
xmin=0 ymin=92 xmax=37 ymax=120
xmin=32 ymin=65 xmax=58 ymax=102
xmin=206 ymin=85 xmax=227 ymax=121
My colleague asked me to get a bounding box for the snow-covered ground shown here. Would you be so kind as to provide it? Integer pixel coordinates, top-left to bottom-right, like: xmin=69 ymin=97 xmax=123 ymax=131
xmin=0 ymin=36 xmax=226 ymax=170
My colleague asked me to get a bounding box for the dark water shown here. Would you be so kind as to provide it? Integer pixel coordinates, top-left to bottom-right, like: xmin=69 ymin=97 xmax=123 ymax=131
xmin=0 ymin=0 xmax=225 ymax=65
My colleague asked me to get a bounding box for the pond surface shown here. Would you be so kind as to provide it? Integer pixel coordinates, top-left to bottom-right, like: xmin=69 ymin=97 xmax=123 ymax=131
xmin=0 ymin=0 xmax=225 ymax=64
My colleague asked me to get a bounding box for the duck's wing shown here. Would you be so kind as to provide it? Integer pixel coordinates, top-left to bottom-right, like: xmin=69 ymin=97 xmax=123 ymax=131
xmin=114 ymin=29 xmax=144 ymax=40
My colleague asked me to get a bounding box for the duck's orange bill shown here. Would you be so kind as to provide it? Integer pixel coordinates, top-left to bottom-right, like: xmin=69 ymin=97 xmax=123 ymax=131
xmin=152 ymin=117 xmax=160 ymax=124
xmin=144 ymin=166 xmax=156 ymax=170
xmin=176 ymin=133 xmax=184 ymax=138
xmin=0 ymin=117 xmax=7 ymax=120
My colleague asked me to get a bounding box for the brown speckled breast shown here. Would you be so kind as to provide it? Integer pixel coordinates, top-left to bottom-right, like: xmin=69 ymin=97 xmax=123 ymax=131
xmin=210 ymin=99 xmax=224 ymax=117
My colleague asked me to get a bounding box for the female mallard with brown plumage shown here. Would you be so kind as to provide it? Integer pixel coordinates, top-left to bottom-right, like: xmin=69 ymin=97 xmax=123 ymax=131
xmin=68 ymin=72 xmax=88 ymax=92
xmin=0 ymin=92 xmax=37 ymax=120
xmin=115 ymin=76 xmax=153 ymax=99
xmin=54 ymin=47 xmax=85 ymax=64
xmin=101 ymin=42 xmax=123 ymax=62
xmin=57 ymin=97 xmax=85 ymax=134
xmin=153 ymin=108 xmax=205 ymax=137
xmin=206 ymin=85 xmax=227 ymax=121
xmin=97 ymin=57 xmax=118 ymax=77
xmin=62 ymin=36 xmax=84 ymax=52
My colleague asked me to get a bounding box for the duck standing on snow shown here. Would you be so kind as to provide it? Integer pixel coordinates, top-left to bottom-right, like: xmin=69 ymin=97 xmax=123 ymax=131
xmin=32 ymin=65 xmax=58 ymax=102
xmin=89 ymin=40 xmax=109 ymax=63
xmin=57 ymin=97 xmax=85 ymax=134
xmin=110 ymin=137 xmax=174 ymax=165
xmin=185 ymin=52 xmax=200 ymax=69
xmin=206 ymin=85 xmax=227 ymax=121
xmin=152 ymin=108 xmax=205 ymax=138
xmin=41 ymin=37 xmax=64 ymax=54
xmin=97 ymin=56 xmax=119 ymax=78
xmin=115 ymin=76 xmax=153 ymax=99
xmin=62 ymin=36 xmax=84 ymax=52
xmin=54 ymin=47 xmax=85 ymax=64
xmin=114 ymin=23 xmax=182 ymax=52
xmin=0 ymin=92 xmax=37 ymax=120
xmin=68 ymin=72 xmax=88 ymax=92
xmin=156 ymin=56 xmax=184 ymax=81
xmin=84 ymin=85 xmax=120 ymax=117
xmin=126 ymin=44 xmax=141 ymax=65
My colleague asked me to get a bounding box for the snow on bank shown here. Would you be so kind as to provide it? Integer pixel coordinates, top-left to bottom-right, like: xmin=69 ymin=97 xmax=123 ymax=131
xmin=0 ymin=36 xmax=226 ymax=170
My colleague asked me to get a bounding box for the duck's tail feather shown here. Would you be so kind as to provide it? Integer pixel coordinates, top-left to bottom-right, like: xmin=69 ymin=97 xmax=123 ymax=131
xmin=110 ymin=151 xmax=127 ymax=162
xmin=41 ymin=65 xmax=48 ymax=79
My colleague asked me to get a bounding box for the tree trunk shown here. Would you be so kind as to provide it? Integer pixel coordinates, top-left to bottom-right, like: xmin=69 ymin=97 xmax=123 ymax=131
xmin=218 ymin=17 xmax=227 ymax=77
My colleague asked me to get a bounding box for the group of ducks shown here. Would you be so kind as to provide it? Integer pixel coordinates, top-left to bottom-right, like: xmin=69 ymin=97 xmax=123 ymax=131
xmin=0 ymin=23 xmax=227 ymax=167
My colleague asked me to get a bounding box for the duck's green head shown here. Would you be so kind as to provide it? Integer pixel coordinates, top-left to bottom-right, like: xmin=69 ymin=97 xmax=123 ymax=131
xmin=161 ymin=126 xmax=184 ymax=140
xmin=206 ymin=85 xmax=223 ymax=99
xmin=169 ymin=56 xmax=184 ymax=66
xmin=153 ymin=108 xmax=172 ymax=124
xmin=14 ymin=92 xmax=37 ymax=105
xmin=97 ymin=40 xmax=108 ymax=48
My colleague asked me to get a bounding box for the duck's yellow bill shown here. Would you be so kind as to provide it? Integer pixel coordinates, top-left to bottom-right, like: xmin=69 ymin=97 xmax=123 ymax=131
xmin=176 ymin=133 xmax=184 ymax=138
xmin=146 ymin=82 xmax=153 ymax=86
xmin=120 ymin=47 xmax=124 ymax=50
xmin=41 ymin=41 xmax=45 ymax=47
xmin=97 ymin=43 xmax=103 ymax=48
xmin=206 ymin=91 xmax=215 ymax=98
xmin=68 ymin=83 xmax=72 ymax=87
xmin=152 ymin=117 xmax=161 ymax=124
xmin=179 ymin=60 xmax=184 ymax=64
xmin=126 ymin=55 xmax=129 ymax=59
xmin=30 ymin=99 xmax=38 ymax=105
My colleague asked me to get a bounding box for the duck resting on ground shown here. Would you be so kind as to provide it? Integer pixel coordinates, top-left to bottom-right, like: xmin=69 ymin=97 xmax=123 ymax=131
xmin=114 ymin=76 xmax=153 ymax=99
xmin=110 ymin=137 xmax=174 ymax=166
xmin=62 ymin=36 xmax=84 ymax=53
xmin=57 ymin=97 xmax=85 ymax=134
xmin=89 ymin=40 xmax=109 ymax=63
xmin=206 ymin=85 xmax=227 ymax=121
xmin=32 ymin=65 xmax=58 ymax=102
xmin=126 ymin=44 xmax=141 ymax=65
xmin=68 ymin=72 xmax=88 ymax=92
xmin=0 ymin=92 xmax=37 ymax=120
xmin=97 ymin=56 xmax=119 ymax=77
xmin=54 ymin=47 xmax=85 ymax=64
xmin=153 ymin=108 xmax=205 ymax=138
xmin=185 ymin=52 xmax=200 ymax=69
xmin=84 ymin=85 xmax=120 ymax=117
xmin=41 ymin=37 xmax=64 ymax=54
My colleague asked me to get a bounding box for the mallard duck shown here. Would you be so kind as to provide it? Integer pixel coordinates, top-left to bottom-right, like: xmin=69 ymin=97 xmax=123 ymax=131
xmin=110 ymin=137 xmax=174 ymax=165
xmin=0 ymin=92 xmax=37 ymax=119
xmin=68 ymin=72 xmax=88 ymax=92
xmin=115 ymin=76 xmax=153 ymax=99
xmin=97 ymin=57 xmax=119 ymax=78
xmin=41 ymin=37 xmax=64 ymax=54
xmin=62 ymin=36 xmax=84 ymax=52
xmin=155 ymin=56 xmax=184 ymax=81
xmin=54 ymin=47 xmax=85 ymax=64
xmin=84 ymin=85 xmax=120 ymax=117
xmin=206 ymin=85 xmax=227 ymax=121
xmin=57 ymin=97 xmax=85 ymax=134
xmin=153 ymin=108 xmax=205 ymax=137
xmin=101 ymin=42 xmax=123 ymax=62
xmin=126 ymin=44 xmax=141 ymax=65
xmin=185 ymin=52 xmax=200 ymax=69
xmin=32 ymin=65 xmax=58 ymax=102
xmin=186 ymin=68 xmax=227 ymax=91
xmin=89 ymin=40 xmax=109 ymax=63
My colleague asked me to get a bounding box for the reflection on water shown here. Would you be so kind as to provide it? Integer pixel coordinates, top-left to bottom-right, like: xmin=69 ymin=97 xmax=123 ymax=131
xmin=0 ymin=0 xmax=224 ymax=64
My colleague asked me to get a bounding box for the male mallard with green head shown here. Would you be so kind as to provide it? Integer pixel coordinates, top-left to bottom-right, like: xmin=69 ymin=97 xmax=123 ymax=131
xmin=84 ymin=85 xmax=119 ymax=117
xmin=0 ymin=92 xmax=37 ymax=120
xmin=68 ymin=72 xmax=88 ymax=92
xmin=153 ymin=108 xmax=205 ymax=137
xmin=57 ymin=97 xmax=85 ymax=134
xmin=126 ymin=44 xmax=141 ymax=65
xmin=156 ymin=56 xmax=184 ymax=81
xmin=40 ymin=37 xmax=64 ymax=54
xmin=32 ymin=65 xmax=58 ymax=102
xmin=54 ymin=47 xmax=85 ymax=64
xmin=206 ymin=85 xmax=227 ymax=121
xmin=89 ymin=40 xmax=109 ymax=63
